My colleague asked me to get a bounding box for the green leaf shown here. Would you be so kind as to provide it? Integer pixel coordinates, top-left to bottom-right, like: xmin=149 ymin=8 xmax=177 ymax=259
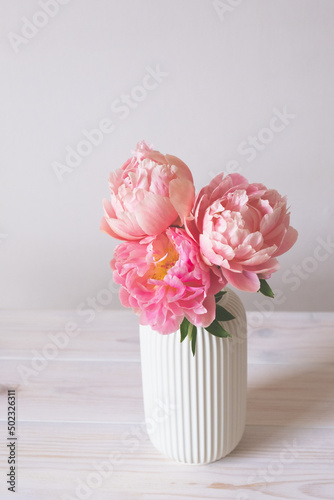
xmin=258 ymin=279 xmax=274 ymax=298
xmin=215 ymin=304 xmax=235 ymax=322
xmin=187 ymin=321 xmax=195 ymax=340
xmin=215 ymin=290 xmax=227 ymax=303
xmin=180 ymin=319 xmax=197 ymax=356
xmin=191 ymin=327 xmax=197 ymax=356
xmin=180 ymin=317 xmax=189 ymax=342
xmin=205 ymin=320 xmax=231 ymax=338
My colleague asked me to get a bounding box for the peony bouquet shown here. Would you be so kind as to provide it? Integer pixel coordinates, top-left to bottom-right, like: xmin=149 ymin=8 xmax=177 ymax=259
xmin=101 ymin=141 xmax=298 ymax=354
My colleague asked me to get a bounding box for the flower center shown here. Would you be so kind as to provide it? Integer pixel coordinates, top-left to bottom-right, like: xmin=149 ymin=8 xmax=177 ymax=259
xmin=151 ymin=243 xmax=179 ymax=281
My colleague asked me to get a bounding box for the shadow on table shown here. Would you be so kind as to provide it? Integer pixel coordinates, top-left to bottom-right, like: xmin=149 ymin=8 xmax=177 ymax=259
xmin=232 ymin=356 xmax=334 ymax=454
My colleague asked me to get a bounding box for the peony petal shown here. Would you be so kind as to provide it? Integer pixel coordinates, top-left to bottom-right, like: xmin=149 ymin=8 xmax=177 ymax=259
xmin=185 ymin=295 xmax=216 ymax=328
xmin=104 ymin=216 xmax=143 ymax=240
xmin=222 ymin=268 xmax=260 ymax=292
xmin=194 ymin=193 xmax=209 ymax=232
xmin=260 ymin=208 xmax=282 ymax=237
xmin=242 ymin=231 xmax=264 ymax=251
xmin=263 ymin=223 xmax=286 ymax=247
xmin=200 ymin=233 xmax=226 ymax=266
xmin=208 ymin=267 xmax=227 ymax=295
xmin=273 ymin=226 xmax=298 ymax=257
xmin=103 ymin=198 xmax=116 ymax=218
xmin=228 ymin=227 xmax=249 ymax=248
xmin=212 ymin=239 xmax=235 ymax=260
xmin=135 ymin=192 xmax=178 ymax=235
xmin=169 ymin=178 xmax=195 ymax=222
xmin=141 ymin=149 xmax=168 ymax=166
xmin=165 ymin=154 xmax=194 ymax=182
xmin=184 ymin=216 xmax=200 ymax=242
xmin=234 ymin=244 xmax=254 ymax=260
xmin=243 ymin=257 xmax=280 ymax=274
xmin=100 ymin=217 xmax=126 ymax=239
xmin=225 ymin=189 xmax=248 ymax=211
xmin=207 ymin=173 xmax=248 ymax=203
xmin=119 ymin=287 xmax=130 ymax=307
xmin=241 ymin=246 xmax=277 ymax=266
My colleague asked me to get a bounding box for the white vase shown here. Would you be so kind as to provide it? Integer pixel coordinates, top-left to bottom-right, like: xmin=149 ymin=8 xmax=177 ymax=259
xmin=139 ymin=288 xmax=247 ymax=465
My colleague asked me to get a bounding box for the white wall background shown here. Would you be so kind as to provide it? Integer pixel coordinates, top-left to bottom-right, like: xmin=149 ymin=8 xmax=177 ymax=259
xmin=1 ymin=0 xmax=334 ymax=312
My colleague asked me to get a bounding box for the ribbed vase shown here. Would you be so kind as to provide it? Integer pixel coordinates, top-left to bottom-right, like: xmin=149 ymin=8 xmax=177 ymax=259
xmin=139 ymin=288 xmax=247 ymax=465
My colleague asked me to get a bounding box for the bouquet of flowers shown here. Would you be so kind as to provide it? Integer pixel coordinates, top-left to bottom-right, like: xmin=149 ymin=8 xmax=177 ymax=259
xmin=101 ymin=141 xmax=297 ymax=354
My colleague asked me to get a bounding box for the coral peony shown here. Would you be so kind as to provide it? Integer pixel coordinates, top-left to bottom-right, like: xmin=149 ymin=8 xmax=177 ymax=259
xmin=185 ymin=173 xmax=298 ymax=292
xmin=101 ymin=141 xmax=195 ymax=241
xmin=111 ymin=227 xmax=226 ymax=334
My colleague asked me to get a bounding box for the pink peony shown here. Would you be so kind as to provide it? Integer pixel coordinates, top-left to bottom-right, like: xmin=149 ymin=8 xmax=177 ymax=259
xmin=111 ymin=227 xmax=226 ymax=334
xmin=101 ymin=141 xmax=195 ymax=241
xmin=185 ymin=173 xmax=298 ymax=292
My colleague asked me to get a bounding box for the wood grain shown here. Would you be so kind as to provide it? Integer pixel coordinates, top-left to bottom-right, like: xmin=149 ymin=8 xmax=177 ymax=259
xmin=0 ymin=310 xmax=333 ymax=499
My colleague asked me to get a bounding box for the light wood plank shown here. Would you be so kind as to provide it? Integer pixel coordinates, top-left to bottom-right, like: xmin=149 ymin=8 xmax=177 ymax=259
xmin=0 ymin=359 xmax=144 ymax=423
xmin=247 ymin=362 xmax=334 ymax=428
xmin=1 ymin=311 xmax=334 ymax=499
xmin=0 ymin=310 xmax=140 ymax=361
xmin=0 ymin=422 xmax=333 ymax=500
xmin=1 ymin=358 xmax=333 ymax=428
xmin=1 ymin=311 xmax=334 ymax=365
xmin=247 ymin=312 xmax=334 ymax=364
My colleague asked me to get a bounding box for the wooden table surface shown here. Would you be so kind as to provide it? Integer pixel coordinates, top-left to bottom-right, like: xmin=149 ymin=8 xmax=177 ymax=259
xmin=0 ymin=310 xmax=334 ymax=500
